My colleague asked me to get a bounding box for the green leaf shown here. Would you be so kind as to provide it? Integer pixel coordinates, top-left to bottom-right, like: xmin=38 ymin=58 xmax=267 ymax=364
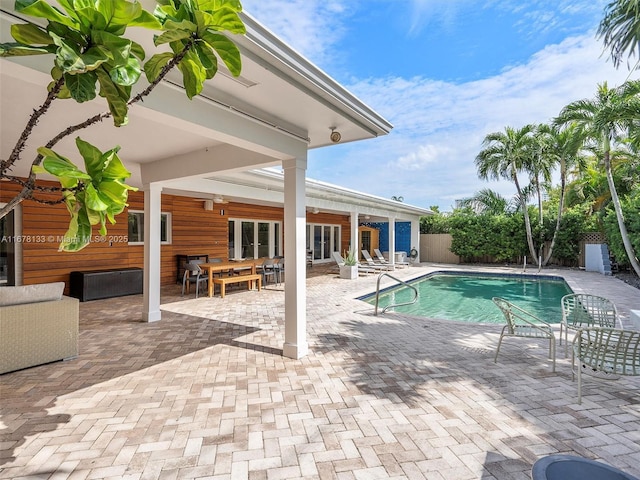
xmin=0 ymin=42 xmax=54 ymax=57
xmin=95 ymin=68 xmax=129 ymax=126
xmin=194 ymin=41 xmax=217 ymax=79
xmin=84 ymin=183 xmax=110 ymax=211
xmin=128 ymin=9 xmax=163 ymax=30
xmin=50 ymin=32 xmax=86 ymax=73
xmin=64 ymin=71 xmax=98 ymax=102
xmin=75 ymin=137 xmax=105 ymax=179
xmin=130 ymin=40 xmax=146 ymax=61
xmin=144 ymin=52 xmax=174 ymax=82
xmin=98 ymin=180 xmax=131 ymax=204
xmin=15 ymin=0 xmax=77 ymax=28
xmin=91 ymin=30 xmax=131 ymax=66
xmin=197 ymin=0 xmax=243 ymax=13
xmin=102 ymin=149 xmax=133 ymax=180
xmin=74 ymin=5 xmax=107 ymax=32
xmin=110 ymin=56 xmax=141 ymax=86
xmin=37 ymin=147 xmax=92 ymax=180
xmin=59 ymin=207 xmax=92 ymax=252
xmin=200 ymin=31 xmax=241 ymax=76
xmin=203 ymin=7 xmax=245 ymax=34
xmin=178 ymin=53 xmax=207 ymax=99
xmin=154 ymin=28 xmax=193 ymax=46
xmin=11 ymin=23 xmax=53 ymax=45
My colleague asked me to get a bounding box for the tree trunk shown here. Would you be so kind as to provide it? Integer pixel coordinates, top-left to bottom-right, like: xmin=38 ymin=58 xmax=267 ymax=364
xmin=604 ymin=151 xmax=640 ymax=277
xmin=543 ymin=160 xmax=566 ymax=266
xmin=514 ymin=174 xmax=537 ymax=263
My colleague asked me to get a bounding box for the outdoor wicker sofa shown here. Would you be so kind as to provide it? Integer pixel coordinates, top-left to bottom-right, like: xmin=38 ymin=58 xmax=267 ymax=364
xmin=0 ymin=282 xmax=79 ymax=374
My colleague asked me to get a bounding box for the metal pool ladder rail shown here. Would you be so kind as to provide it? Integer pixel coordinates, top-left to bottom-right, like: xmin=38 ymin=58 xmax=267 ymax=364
xmin=374 ymin=273 xmax=419 ymax=315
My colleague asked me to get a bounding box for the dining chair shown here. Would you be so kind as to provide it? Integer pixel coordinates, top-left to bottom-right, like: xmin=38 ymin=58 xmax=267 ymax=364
xmin=261 ymin=258 xmax=279 ymax=286
xmin=181 ymin=261 xmax=208 ymax=298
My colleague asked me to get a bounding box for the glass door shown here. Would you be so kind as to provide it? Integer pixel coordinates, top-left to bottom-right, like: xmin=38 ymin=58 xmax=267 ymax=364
xmin=308 ymin=223 xmax=341 ymax=262
xmin=241 ymin=221 xmax=254 ymax=258
xmin=230 ymin=219 xmax=281 ymax=259
xmin=0 ymin=209 xmax=15 ymax=285
xmin=257 ymin=222 xmax=270 ymax=258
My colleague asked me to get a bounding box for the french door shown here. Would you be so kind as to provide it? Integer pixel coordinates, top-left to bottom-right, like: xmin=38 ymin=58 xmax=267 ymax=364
xmin=306 ymin=223 xmax=341 ymax=263
xmin=229 ymin=219 xmax=281 ymax=259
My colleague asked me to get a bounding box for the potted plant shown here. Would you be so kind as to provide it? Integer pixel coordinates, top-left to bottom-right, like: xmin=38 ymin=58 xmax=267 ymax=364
xmin=340 ymin=249 xmax=359 ymax=279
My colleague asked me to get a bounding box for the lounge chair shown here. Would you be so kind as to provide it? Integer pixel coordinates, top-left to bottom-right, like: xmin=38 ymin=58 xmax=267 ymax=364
xmin=361 ymin=250 xmax=395 ymax=270
xmin=374 ymin=248 xmax=409 ymax=268
xmin=492 ymin=297 xmax=556 ymax=372
xmin=332 ymin=252 xmax=376 ymax=275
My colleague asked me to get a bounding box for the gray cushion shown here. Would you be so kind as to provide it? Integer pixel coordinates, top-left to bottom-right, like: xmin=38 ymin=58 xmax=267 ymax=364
xmin=0 ymin=282 xmax=65 ymax=306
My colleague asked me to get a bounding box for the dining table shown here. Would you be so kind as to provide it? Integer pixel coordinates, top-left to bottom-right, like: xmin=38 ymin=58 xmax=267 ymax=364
xmin=199 ymin=259 xmax=260 ymax=297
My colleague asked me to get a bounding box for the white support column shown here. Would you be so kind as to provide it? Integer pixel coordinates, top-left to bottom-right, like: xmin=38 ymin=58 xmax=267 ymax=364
xmin=143 ymin=183 xmax=162 ymax=322
xmin=282 ymin=157 xmax=308 ymax=359
xmin=350 ymin=210 xmax=359 ymax=256
xmin=411 ymin=218 xmax=420 ymax=263
xmin=388 ymin=216 xmax=396 ymax=266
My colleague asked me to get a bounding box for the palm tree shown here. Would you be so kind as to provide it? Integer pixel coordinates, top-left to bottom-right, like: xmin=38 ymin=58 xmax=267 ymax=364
xmin=475 ymin=125 xmax=538 ymax=264
xmin=597 ymin=0 xmax=640 ymax=69
xmin=457 ymin=188 xmax=515 ymax=215
xmin=555 ymin=81 xmax=640 ymax=277
xmin=539 ymin=123 xmax=586 ymax=265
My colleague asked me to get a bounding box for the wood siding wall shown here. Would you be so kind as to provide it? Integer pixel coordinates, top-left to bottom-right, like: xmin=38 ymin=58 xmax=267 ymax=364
xmin=2 ymin=180 xmax=352 ymax=288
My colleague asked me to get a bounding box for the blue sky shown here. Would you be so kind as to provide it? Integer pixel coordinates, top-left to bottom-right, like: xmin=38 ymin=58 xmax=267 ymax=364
xmin=241 ymin=0 xmax=632 ymax=211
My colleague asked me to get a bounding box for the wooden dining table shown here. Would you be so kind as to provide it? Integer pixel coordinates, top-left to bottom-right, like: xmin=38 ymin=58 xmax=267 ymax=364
xmin=199 ymin=260 xmax=259 ymax=297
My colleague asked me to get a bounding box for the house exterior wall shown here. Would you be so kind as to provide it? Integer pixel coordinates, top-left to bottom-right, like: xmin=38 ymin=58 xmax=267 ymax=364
xmin=1 ymin=182 xmax=352 ymax=289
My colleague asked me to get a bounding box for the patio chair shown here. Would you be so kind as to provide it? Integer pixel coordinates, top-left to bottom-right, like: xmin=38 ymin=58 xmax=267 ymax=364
xmin=572 ymin=327 xmax=640 ymax=404
xmin=181 ymin=261 xmax=208 ymax=298
xmin=361 ymin=250 xmax=395 ymax=270
xmin=492 ymin=297 xmax=556 ymax=372
xmin=374 ymin=248 xmax=409 ymax=268
xmin=260 ymin=258 xmax=280 ymax=286
xmin=561 ymin=294 xmax=619 ymax=357
xmin=332 ymin=251 xmax=376 ymax=275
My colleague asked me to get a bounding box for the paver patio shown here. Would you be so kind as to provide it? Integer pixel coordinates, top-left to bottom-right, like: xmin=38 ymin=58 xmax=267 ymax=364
xmin=1 ymin=263 xmax=640 ymax=479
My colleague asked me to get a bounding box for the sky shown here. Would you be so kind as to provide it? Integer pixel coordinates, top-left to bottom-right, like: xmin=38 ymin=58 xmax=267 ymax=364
xmin=241 ymin=0 xmax=633 ymax=211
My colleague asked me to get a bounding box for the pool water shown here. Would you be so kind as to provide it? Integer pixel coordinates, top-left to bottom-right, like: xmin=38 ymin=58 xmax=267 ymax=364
xmin=361 ymin=272 xmax=573 ymax=324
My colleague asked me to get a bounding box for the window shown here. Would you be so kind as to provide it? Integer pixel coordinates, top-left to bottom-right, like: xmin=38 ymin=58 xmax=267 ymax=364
xmin=128 ymin=211 xmax=171 ymax=244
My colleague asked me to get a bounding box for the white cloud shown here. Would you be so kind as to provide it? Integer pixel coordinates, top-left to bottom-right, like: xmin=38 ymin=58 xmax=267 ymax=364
xmin=241 ymin=0 xmax=350 ymax=68
xmin=239 ymin=1 xmax=632 ymax=210
xmin=310 ymin=34 xmax=631 ymax=210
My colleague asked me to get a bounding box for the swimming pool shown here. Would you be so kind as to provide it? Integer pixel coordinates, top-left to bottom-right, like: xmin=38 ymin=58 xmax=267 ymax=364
xmin=359 ymin=271 xmax=573 ymax=324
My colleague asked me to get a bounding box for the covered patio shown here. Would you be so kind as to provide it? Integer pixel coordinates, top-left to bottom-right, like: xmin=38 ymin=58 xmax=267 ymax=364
xmin=0 ymin=5 xmax=398 ymax=360
xmin=1 ymin=264 xmax=640 ymax=479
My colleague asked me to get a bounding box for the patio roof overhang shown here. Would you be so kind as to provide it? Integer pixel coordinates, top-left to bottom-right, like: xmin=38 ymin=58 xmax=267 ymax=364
xmin=0 ymin=6 xmax=393 ymax=183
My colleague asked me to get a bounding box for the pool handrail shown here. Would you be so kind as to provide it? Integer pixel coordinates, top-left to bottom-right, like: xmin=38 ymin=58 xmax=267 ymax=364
xmin=374 ymin=273 xmax=418 ymax=316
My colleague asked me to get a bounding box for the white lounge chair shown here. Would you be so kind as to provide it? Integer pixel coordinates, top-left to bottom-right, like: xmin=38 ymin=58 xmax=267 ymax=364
xmin=361 ymin=250 xmax=394 ymax=270
xmin=332 ymin=252 xmax=376 ymax=275
xmin=374 ymin=248 xmax=409 ymax=268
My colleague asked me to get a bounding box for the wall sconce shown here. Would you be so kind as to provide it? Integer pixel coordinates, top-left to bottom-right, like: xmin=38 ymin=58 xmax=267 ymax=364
xmin=312 ymin=207 xmax=320 ymax=214
xmin=204 ymin=200 xmax=214 ymax=211
xmin=329 ymin=127 xmax=341 ymax=143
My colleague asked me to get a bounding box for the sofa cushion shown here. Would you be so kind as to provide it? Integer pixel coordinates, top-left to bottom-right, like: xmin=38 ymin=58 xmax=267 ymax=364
xmin=0 ymin=282 xmax=65 ymax=306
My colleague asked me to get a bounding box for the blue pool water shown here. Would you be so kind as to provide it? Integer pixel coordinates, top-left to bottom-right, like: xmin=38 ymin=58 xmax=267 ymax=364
xmin=360 ymin=271 xmax=573 ymax=324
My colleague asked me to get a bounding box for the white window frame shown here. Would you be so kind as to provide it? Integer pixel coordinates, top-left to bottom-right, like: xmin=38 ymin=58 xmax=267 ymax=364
xmin=128 ymin=210 xmax=172 ymax=245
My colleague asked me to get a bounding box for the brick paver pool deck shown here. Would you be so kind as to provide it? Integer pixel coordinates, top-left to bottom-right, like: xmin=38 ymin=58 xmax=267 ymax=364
xmin=1 ymin=263 xmax=639 ymax=479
